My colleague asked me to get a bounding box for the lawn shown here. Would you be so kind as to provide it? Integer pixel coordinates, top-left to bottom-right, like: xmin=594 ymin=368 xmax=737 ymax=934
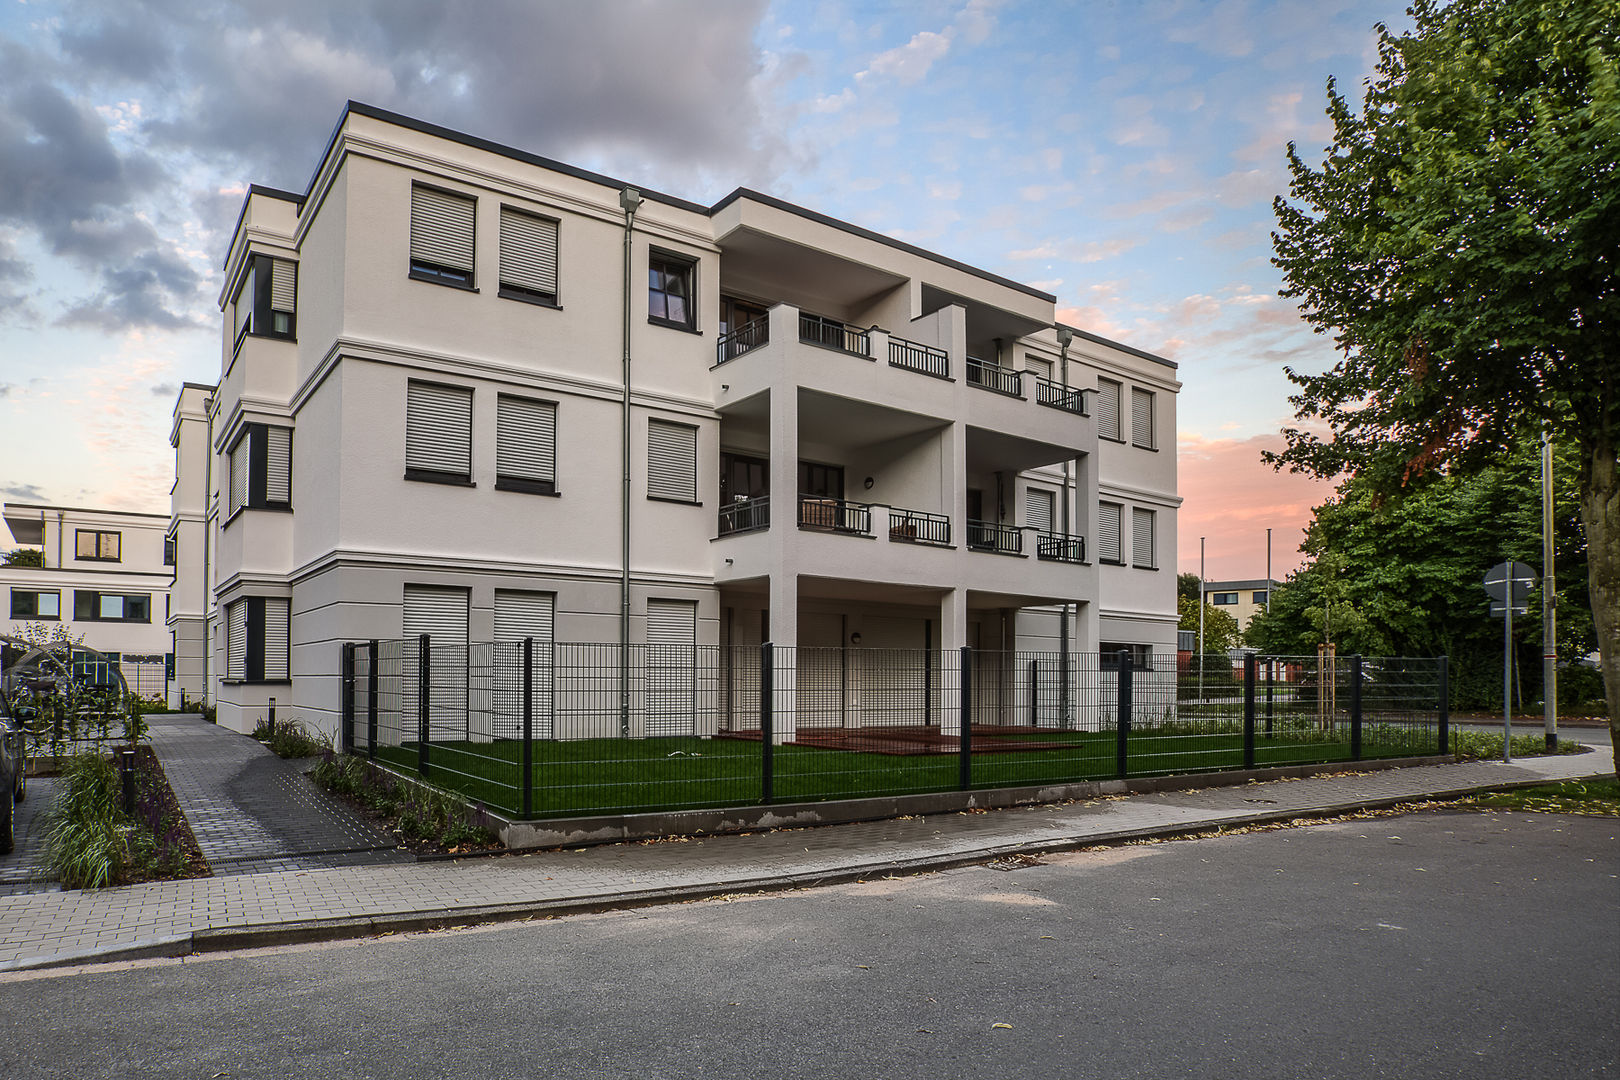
xmin=367 ymin=718 xmax=1440 ymax=819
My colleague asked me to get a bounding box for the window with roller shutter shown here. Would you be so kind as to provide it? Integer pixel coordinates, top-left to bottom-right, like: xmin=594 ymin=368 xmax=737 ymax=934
xmin=647 ymin=419 xmax=697 ymax=503
xmin=1132 ymin=507 xmax=1156 ymax=568
xmin=405 ymin=380 xmax=474 ymax=485
xmin=231 ymin=255 xmax=296 ymax=351
xmin=403 ymin=585 xmax=470 ymax=741
xmin=1096 ymin=378 xmax=1123 ymax=441
xmin=1131 ymin=387 xmax=1156 ymax=450
xmin=493 ymin=590 xmax=555 ymax=739
xmin=409 ymin=183 xmax=476 ymax=289
xmin=223 ymin=596 xmax=288 ymax=682
xmin=499 ymin=206 xmax=560 ymax=306
xmin=1098 ymin=502 xmax=1123 ymax=564
xmin=495 ymin=394 xmax=558 ymax=495
xmin=645 ymin=599 xmax=697 ymax=736
xmin=1025 ymin=488 xmax=1055 ymax=534
xmin=226 ymin=424 xmax=292 ymax=518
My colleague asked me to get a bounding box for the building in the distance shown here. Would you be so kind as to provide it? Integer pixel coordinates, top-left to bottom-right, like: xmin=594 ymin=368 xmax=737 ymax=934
xmin=1203 ymin=578 xmax=1277 ymax=633
xmin=173 ymin=101 xmax=1182 ymax=737
xmin=2 ymin=502 xmax=173 ymax=696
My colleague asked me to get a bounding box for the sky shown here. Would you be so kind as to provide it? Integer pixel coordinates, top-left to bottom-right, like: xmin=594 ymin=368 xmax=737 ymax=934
xmin=0 ymin=0 xmax=1412 ymax=581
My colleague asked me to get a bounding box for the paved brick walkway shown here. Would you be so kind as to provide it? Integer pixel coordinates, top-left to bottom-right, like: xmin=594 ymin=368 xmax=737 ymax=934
xmin=0 ymin=742 xmax=1610 ymax=972
xmin=0 ymin=776 xmax=58 ymax=898
xmin=147 ymin=716 xmax=409 ymax=876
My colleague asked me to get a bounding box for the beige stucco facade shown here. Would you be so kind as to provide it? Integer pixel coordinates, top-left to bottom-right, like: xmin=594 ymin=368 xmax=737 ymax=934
xmin=174 ymin=102 xmax=1181 ymax=737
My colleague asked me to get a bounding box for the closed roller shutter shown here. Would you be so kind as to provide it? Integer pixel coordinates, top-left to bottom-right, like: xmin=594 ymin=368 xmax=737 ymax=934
xmin=1099 ymin=502 xmax=1122 ymax=564
xmin=410 ymin=185 xmax=475 ymax=273
xmin=270 ymin=260 xmax=296 ymax=313
xmin=1026 ymin=489 xmax=1055 ymax=534
xmin=229 ymin=436 xmax=248 ymax=515
xmin=647 ymin=420 xmax=696 ymax=502
xmin=406 ymin=381 xmax=473 ymax=478
xmin=263 ymin=598 xmax=289 ymax=681
xmin=1132 ymin=507 xmax=1155 ymax=568
xmin=235 ymin=266 xmax=254 ymax=338
xmin=403 ymin=585 xmax=470 ymax=741
xmin=226 ymin=600 xmax=247 ymax=681
xmin=1025 ymin=356 xmax=1053 ymax=381
xmin=645 ymin=599 xmax=697 ymax=736
xmin=1131 ymin=387 xmax=1154 ymax=449
xmin=493 ymin=590 xmax=555 ymax=739
xmin=499 ymin=208 xmax=559 ymax=298
xmin=496 ymin=395 xmax=556 ymax=489
xmin=266 ymin=427 xmax=291 ymax=504
xmin=1096 ymin=378 xmax=1122 ymax=440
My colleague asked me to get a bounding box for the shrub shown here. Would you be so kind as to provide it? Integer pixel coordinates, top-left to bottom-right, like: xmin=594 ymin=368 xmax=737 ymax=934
xmin=44 ymin=753 xmax=149 ymax=889
xmin=253 ymin=717 xmax=329 ymax=759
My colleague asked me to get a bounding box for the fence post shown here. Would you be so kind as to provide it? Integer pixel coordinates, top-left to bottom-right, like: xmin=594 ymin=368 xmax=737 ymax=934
xmin=1028 ymin=659 xmax=1038 ymax=727
xmin=1115 ymin=649 xmax=1132 ymax=779
xmin=959 ymin=645 xmax=973 ymax=791
xmin=522 ymin=636 xmax=534 ymax=820
xmin=1264 ymin=657 xmax=1274 ymax=736
xmin=760 ymin=641 xmax=774 ymax=805
xmin=1437 ymin=654 xmax=1450 ymax=756
xmin=366 ymin=639 xmax=379 ymax=760
xmin=1350 ymin=654 xmax=1364 ymax=760
xmin=1243 ymin=651 xmax=1256 ymax=769
xmin=340 ymin=642 xmax=355 ymax=755
xmin=417 ymin=633 xmax=430 ymax=779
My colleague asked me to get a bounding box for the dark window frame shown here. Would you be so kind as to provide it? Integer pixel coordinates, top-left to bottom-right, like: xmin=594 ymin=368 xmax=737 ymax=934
xmin=497 ymin=203 xmax=562 ymax=308
xmin=74 ymin=529 xmax=121 ymax=562
xmin=1211 ymin=592 xmax=1238 ymax=605
xmin=72 ymin=590 xmax=151 ymax=623
xmin=409 ymin=182 xmax=478 ymax=292
xmin=648 ymin=249 xmax=698 ymax=332
xmin=224 ymin=596 xmax=292 ymax=685
xmin=232 ymin=254 xmax=297 ymax=355
xmin=225 ymin=423 xmax=294 ymax=523
xmin=10 ymin=588 xmax=61 ymax=620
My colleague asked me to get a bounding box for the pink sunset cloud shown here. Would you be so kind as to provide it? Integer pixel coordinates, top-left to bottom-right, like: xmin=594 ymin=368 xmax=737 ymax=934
xmin=1177 ymin=431 xmax=1336 ymax=581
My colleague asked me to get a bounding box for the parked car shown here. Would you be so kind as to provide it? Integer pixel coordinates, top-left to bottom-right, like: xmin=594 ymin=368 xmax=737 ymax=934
xmin=1 ymin=694 xmax=26 ymax=856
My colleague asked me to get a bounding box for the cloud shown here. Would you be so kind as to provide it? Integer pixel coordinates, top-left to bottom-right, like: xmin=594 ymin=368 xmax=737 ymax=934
xmin=150 ymin=382 xmax=178 ymax=397
xmin=859 ymin=29 xmax=954 ymax=85
xmin=0 ymin=483 xmax=47 ymax=502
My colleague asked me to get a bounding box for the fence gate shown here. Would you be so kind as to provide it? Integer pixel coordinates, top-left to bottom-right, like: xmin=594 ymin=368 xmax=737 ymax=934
xmin=645 ymin=599 xmax=697 ymax=736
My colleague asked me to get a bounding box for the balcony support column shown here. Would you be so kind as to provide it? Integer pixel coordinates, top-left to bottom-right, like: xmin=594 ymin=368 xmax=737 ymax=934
xmin=767 ymin=384 xmax=799 ymax=744
xmin=940 ymin=586 xmax=968 ymax=735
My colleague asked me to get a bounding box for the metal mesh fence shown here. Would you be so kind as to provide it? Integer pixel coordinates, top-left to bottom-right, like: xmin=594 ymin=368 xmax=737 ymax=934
xmin=336 ymin=641 xmax=1448 ymax=820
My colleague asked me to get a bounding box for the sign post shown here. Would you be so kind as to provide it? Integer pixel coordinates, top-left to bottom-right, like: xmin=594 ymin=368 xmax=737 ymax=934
xmin=1483 ymin=561 xmax=1537 ymax=763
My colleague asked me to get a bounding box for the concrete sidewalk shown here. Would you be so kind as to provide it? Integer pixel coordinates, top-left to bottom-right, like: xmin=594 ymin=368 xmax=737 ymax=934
xmin=0 ymin=745 xmax=1610 ymax=973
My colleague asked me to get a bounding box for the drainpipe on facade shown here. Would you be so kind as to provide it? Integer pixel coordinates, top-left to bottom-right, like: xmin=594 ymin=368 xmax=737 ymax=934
xmin=1057 ymin=326 xmax=1074 ymax=729
xmin=619 ymin=187 xmax=642 ymax=738
xmin=202 ymin=396 xmax=215 ymax=707
xmin=53 ymin=510 xmax=62 ymax=567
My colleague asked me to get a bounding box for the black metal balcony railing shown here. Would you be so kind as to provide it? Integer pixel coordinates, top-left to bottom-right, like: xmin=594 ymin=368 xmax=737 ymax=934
xmin=966 ymin=357 xmax=1024 ymax=397
xmin=718 ymin=496 xmax=770 ymax=536
xmin=716 ymin=317 xmax=769 ymax=366
xmin=798 ymin=495 xmax=872 ymax=535
xmin=966 ymin=519 xmax=1022 ymax=555
xmin=1033 ymin=376 xmax=1087 ymax=415
xmin=888 ymin=336 xmax=950 ymax=379
xmin=1036 ymin=533 xmax=1085 ymax=563
xmin=799 ymin=313 xmax=871 ymax=357
xmin=886 ymin=507 xmax=951 ymax=546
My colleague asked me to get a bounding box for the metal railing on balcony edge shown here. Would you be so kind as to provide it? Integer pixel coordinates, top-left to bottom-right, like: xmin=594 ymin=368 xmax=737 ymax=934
xmin=967 ymin=519 xmax=1022 ymax=554
xmin=718 ymin=496 xmax=770 ymax=536
xmin=888 ymin=336 xmax=950 ymax=379
xmin=798 ymin=495 xmax=872 ymax=535
xmin=799 ymin=312 xmax=871 ymax=356
xmin=966 ymin=357 xmax=1024 ymax=397
xmin=716 ymin=316 xmax=769 ymax=365
xmin=887 ymin=506 xmax=951 ymax=546
xmin=1037 ymin=533 xmax=1085 ymax=563
xmin=1034 ymin=377 xmax=1087 ymax=415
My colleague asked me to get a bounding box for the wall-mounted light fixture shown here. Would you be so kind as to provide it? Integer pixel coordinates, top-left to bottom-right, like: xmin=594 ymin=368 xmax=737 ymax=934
xmin=863 ymin=476 xmax=875 ymax=490
xmin=849 ymin=632 xmax=863 ymax=645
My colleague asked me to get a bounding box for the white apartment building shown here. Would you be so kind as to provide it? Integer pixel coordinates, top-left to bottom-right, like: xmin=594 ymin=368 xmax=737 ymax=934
xmin=174 ymin=102 xmax=1180 ymax=737
xmin=2 ymin=502 xmax=173 ymax=695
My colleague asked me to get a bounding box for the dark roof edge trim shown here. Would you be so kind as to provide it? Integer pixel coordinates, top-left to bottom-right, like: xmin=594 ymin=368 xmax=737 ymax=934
xmin=221 ymin=187 xmax=307 ymax=270
xmin=1061 ymin=323 xmax=1178 ymax=370
xmin=710 ymin=188 xmax=1056 ymax=304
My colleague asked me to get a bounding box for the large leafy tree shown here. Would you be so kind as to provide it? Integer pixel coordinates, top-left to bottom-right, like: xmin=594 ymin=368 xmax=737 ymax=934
xmin=1268 ymin=0 xmax=1619 ymax=764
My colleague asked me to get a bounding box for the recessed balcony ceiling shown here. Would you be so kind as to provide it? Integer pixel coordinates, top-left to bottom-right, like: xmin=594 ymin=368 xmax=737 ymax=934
xmin=921 ymin=284 xmax=1051 ymax=348
xmin=719 ymin=228 xmax=907 ymax=309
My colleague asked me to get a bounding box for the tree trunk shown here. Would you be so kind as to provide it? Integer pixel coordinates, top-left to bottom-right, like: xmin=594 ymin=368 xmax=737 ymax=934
xmin=1579 ymin=425 xmax=1619 ymax=778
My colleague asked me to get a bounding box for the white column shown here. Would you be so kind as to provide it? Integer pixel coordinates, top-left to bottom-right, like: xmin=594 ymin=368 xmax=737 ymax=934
xmin=941 ymin=586 xmax=968 ymax=735
xmin=768 ymin=385 xmax=798 ymax=743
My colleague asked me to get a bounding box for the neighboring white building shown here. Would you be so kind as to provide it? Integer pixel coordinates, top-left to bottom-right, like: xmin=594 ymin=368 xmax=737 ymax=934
xmin=175 ymin=102 xmax=1181 ymax=737
xmin=2 ymin=502 xmax=173 ymax=696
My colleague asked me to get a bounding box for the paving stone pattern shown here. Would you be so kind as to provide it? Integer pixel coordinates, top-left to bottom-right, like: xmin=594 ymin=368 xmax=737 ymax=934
xmin=0 ymin=777 xmax=59 ymax=898
xmin=147 ymin=716 xmax=407 ymax=875
xmin=0 ymin=744 xmax=1609 ymax=972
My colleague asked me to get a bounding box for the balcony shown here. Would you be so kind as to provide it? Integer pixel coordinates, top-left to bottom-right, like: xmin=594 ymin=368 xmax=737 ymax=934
xmin=885 ymin=506 xmax=951 ymax=546
xmin=1033 ymin=377 xmax=1087 ymax=416
xmin=966 ymin=519 xmax=1022 ymax=555
xmin=798 ymin=495 xmax=871 ymax=535
xmin=966 ymin=357 xmax=1023 ymax=398
xmin=716 ymin=316 xmax=770 ymax=366
xmin=718 ymin=496 xmax=770 ymax=536
xmin=888 ymin=336 xmax=950 ymax=379
xmin=799 ymin=312 xmax=871 ymax=357
xmin=1036 ymin=533 xmax=1085 ymax=563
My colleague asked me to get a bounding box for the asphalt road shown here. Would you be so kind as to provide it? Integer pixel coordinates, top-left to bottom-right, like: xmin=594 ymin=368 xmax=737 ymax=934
xmin=1 ymin=808 xmax=1614 ymax=1080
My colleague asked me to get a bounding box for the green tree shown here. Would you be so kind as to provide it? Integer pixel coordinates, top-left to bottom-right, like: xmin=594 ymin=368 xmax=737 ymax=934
xmin=1177 ymin=572 xmax=1203 ymax=604
xmin=2 ymin=547 xmax=43 ymax=567
xmin=1178 ymin=595 xmax=1240 ymax=654
xmin=1268 ymin=0 xmax=1620 ymax=766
